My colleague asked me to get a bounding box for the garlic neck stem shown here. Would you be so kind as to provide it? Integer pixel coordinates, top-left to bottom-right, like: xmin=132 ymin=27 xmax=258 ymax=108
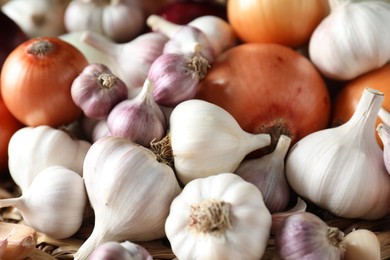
xmin=378 ymin=107 xmax=390 ymax=126
xmin=74 ymin=225 xmax=113 ymax=260
xmin=329 ymin=0 xmax=352 ymax=11
xmin=346 ymin=88 xmax=383 ymax=132
xmin=244 ymin=133 xmax=271 ymax=154
xmin=81 ymin=31 xmax=118 ymax=58
xmin=273 ymin=135 xmax=291 ymax=161
xmin=0 ymin=197 xmax=22 ymax=209
xmin=189 ymin=199 xmax=232 ymax=235
xmin=138 ymin=79 xmax=154 ymax=100
xmin=146 ymin=15 xmax=182 ymax=38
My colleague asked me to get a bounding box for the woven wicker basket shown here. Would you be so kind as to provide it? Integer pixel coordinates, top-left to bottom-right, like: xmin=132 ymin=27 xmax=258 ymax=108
xmin=1 ymin=174 xmax=390 ymax=260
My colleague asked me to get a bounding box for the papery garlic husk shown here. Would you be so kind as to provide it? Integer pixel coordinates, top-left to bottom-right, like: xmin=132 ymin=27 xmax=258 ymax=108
xmin=1 ymin=0 xmax=70 ymax=38
xmin=148 ymin=53 xmax=210 ymax=107
xmin=71 ymin=63 xmax=128 ymax=119
xmin=235 ymin=134 xmax=291 ymax=213
xmin=165 ymin=173 xmax=272 ymax=260
xmin=0 ymin=166 xmax=86 ymax=239
xmin=169 ymin=99 xmax=271 ymax=185
xmin=286 ymin=88 xmax=390 ymax=219
xmin=74 ymin=136 xmax=181 ymax=260
xmin=0 ymin=222 xmax=37 ymax=260
xmin=344 ymin=229 xmax=381 ymax=260
xmin=309 ymin=0 xmax=390 ymax=80
xmin=81 ymin=31 xmax=168 ymax=98
xmin=275 ymin=212 xmax=346 ymax=260
xmin=107 ymin=79 xmax=167 ymax=147
xmin=377 ymin=123 xmax=390 ymax=174
xmin=8 ymin=125 xmax=91 ymax=193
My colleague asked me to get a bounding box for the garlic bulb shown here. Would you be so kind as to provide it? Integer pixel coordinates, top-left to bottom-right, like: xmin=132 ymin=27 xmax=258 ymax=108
xmin=148 ymin=53 xmax=210 ymax=107
xmin=8 ymin=125 xmax=91 ymax=193
xmin=286 ymin=88 xmax=390 ymax=219
xmin=1 ymin=0 xmax=70 ymax=38
xmin=147 ymin=14 xmax=237 ymax=57
xmin=377 ymin=123 xmax=390 ymax=174
xmin=344 ymin=229 xmax=381 ymax=260
xmin=59 ymin=31 xmax=113 ymax=66
xmin=147 ymin=15 xmax=214 ymax=62
xmin=64 ymin=0 xmax=144 ymax=43
xmin=88 ymin=241 xmax=152 ymax=260
xmin=0 ymin=222 xmax=37 ymax=260
xmin=235 ymin=135 xmax=291 ymax=213
xmin=271 ymin=197 xmax=307 ymax=235
xmin=71 ymin=63 xmax=128 ymax=119
xmin=165 ymin=173 xmax=272 ymax=260
xmin=81 ymin=31 xmax=168 ymax=98
xmin=0 ymin=166 xmax=87 ymax=239
xmin=107 ymin=79 xmax=167 ymax=147
xmin=309 ymin=0 xmax=390 ymax=80
xmin=275 ymin=212 xmax=346 ymax=259
xmin=169 ymin=99 xmax=271 ymax=185
xmin=74 ymin=136 xmax=181 ymax=260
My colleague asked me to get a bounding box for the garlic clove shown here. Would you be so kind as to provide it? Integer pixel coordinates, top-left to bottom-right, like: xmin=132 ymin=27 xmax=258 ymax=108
xmin=0 ymin=222 xmax=37 ymax=260
xmin=235 ymin=134 xmax=292 ymax=213
xmin=107 ymin=79 xmax=167 ymax=148
xmin=344 ymin=229 xmax=381 ymax=260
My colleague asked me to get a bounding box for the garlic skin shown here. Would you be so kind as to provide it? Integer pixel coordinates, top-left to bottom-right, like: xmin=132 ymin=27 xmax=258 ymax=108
xmin=309 ymin=0 xmax=390 ymax=80
xmin=107 ymin=79 xmax=167 ymax=147
xmin=7 ymin=125 xmax=91 ymax=193
xmin=377 ymin=123 xmax=390 ymax=174
xmin=71 ymin=63 xmax=128 ymax=119
xmin=275 ymin=212 xmax=346 ymax=260
xmin=1 ymin=0 xmax=71 ymax=38
xmin=64 ymin=0 xmax=144 ymax=43
xmin=286 ymin=88 xmax=390 ymax=219
xmin=165 ymin=173 xmax=272 ymax=260
xmin=81 ymin=31 xmax=168 ymax=98
xmin=0 ymin=166 xmax=87 ymax=240
xmin=169 ymin=99 xmax=271 ymax=185
xmin=235 ymin=135 xmax=291 ymax=213
xmin=74 ymin=136 xmax=181 ymax=260
xmin=0 ymin=222 xmax=37 ymax=260
xmin=344 ymin=229 xmax=381 ymax=260
xmin=148 ymin=53 xmax=210 ymax=107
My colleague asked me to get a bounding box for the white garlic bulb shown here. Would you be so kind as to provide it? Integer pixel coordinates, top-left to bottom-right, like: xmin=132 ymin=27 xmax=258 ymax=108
xmin=74 ymin=136 xmax=181 ymax=260
xmin=309 ymin=0 xmax=390 ymax=80
xmin=286 ymin=88 xmax=390 ymax=219
xmin=169 ymin=99 xmax=271 ymax=185
xmin=0 ymin=166 xmax=86 ymax=239
xmin=165 ymin=173 xmax=272 ymax=260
